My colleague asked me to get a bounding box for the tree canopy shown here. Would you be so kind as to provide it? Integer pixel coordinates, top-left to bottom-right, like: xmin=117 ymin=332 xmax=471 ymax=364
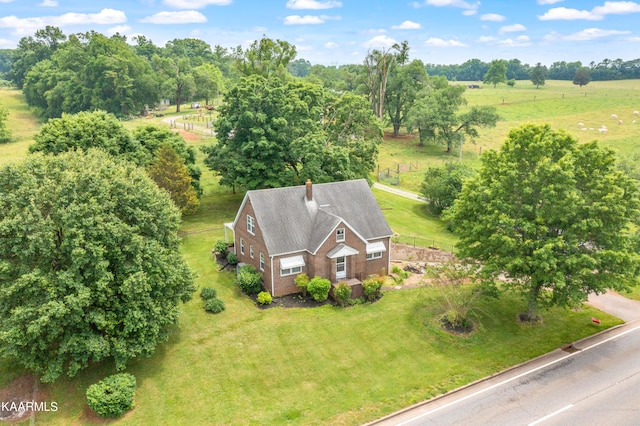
xmin=421 ymin=161 xmax=475 ymax=215
xmin=203 ymin=75 xmax=382 ymax=190
xmin=530 ymin=62 xmax=547 ymax=88
xmin=0 ymin=105 xmax=11 ymax=143
xmin=483 ymin=59 xmax=507 ymax=88
xmin=0 ymin=149 xmax=195 ymax=382
xmin=573 ymin=66 xmax=591 ymax=87
xmin=147 ymin=145 xmax=200 ymax=216
xmin=446 ymin=124 xmax=640 ymax=320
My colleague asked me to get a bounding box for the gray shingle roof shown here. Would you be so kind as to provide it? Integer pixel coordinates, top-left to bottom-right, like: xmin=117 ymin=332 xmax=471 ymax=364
xmin=238 ymin=179 xmax=392 ymax=256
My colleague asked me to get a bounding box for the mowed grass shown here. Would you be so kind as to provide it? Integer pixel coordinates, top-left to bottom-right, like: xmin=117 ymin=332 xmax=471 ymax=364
xmin=377 ymin=79 xmax=640 ymax=193
xmin=0 ymin=88 xmax=40 ymax=166
xmin=0 ymin=83 xmax=631 ymax=425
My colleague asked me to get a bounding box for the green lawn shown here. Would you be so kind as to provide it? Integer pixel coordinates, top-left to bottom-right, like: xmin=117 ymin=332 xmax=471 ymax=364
xmin=377 ymin=79 xmax=640 ymax=193
xmin=0 ymin=83 xmax=634 ymax=425
xmin=0 ymin=88 xmax=40 ymax=166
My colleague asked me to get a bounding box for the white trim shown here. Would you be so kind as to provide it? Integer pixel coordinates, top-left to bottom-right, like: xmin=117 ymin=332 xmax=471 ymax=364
xmin=259 ymin=252 xmax=265 ymax=271
xmin=240 ymin=238 xmax=245 ymax=255
xmin=336 ymin=227 xmax=345 ymax=242
xmin=247 ymin=214 xmax=255 ymax=235
xmin=366 ymin=251 xmax=383 ymax=260
xmin=270 ymin=255 xmax=274 ymax=296
xmin=327 ymin=244 xmax=359 ymax=259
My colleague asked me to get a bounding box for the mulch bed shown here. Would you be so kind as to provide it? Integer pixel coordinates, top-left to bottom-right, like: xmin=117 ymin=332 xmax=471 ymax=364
xmin=250 ymin=292 xmax=335 ymax=309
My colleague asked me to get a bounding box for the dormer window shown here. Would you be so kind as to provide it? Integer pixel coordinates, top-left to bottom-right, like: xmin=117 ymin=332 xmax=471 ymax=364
xmin=336 ymin=228 xmax=345 ymax=242
xmin=247 ymin=214 xmax=255 ymax=235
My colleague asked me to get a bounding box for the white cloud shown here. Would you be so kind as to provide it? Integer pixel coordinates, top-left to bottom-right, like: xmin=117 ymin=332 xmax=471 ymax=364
xmin=592 ymin=1 xmax=640 ymax=15
xmin=283 ymin=14 xmax=340 ymax=24
xmin=425 ymin=0 xmax=477 ymax=8
xmin=538 ymin=7 xmax=601 ymax=20
xmin=0 ymin=0 xmax=15 ymax=3
xmin=107 ymin=25 xmax=132 ymax=36
xmin=500 ymin=24 xmax=526 ymax=33
xmin=628 ymin=36 xmax=640 ymax=41
xmin=537 ymin=0 xmax=563 ymax=4
xmin=38 ymin=0 xmax=58 ymax=6
xmin=496 ymin=35 xmax=531 ymax=46
xmin=296 ymin=44 xmax=313 ymax=51
xmin=286 ymin=0 xmax=342 ymax=9
xmin=0 ymin=38 xmax=14 ymax=47
xmin=140 ymin=11 xmax=207 ymax=24
xmin=477 ymin=35 xmax=497 ymax=42
xmin=563 ymin=27 xmax=630 ymax=40
xmin=324 ymin=41 xmax=339 ymax=48
xmin=462 ymin=9 xmax=477 ymax=15
xmin=162 ymin=0 xmax=231 ymax=8
xmin=480 ymin=13 xmax=506 ymax=21
xmin=391 ymin=20 xmax=421 ymax=29
xmin=363 ymin=35 xmax=398 ymax=48
xmin=539 ymin=2 xmax=640 ymax=20
xmin=251 ymin=26 xmax=267 ymax=32
xmin=424 ymin=37 xmax=467 ymax=47
xmin=0 ymin=8 xmax=126 ymax=32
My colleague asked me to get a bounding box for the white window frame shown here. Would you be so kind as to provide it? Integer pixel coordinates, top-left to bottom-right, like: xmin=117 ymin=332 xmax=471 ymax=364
xmin=259 ymin=253 xmax=265 ymax=271
xmin=336 ymin=228 xmax=345 ymax=242
xmin=366 ymin=251 xmax=383 ymax=260
xmin=240 ymin=238 xmax=245 ymax=255
xmin=281 ymin=265 xmax=303 ymax=276
xmin=247 ymin=214 xmax=255 ymax=235
xmin=250 ymin=245 xmax=254 ymax=259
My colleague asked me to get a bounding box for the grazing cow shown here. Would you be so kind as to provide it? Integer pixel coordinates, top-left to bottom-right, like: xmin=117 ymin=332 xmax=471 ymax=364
xmin=611 ymin=114 xmax=618 ymax=119
xmin=578 ymin=122 xmax=584 ymax=127
xmin=633 ymin=111 xmax=639 ymax=116
xmin=619 ymin=120 xmax=623 ymax=125
xmin=598 ymin=126 xmax=608 ymax=134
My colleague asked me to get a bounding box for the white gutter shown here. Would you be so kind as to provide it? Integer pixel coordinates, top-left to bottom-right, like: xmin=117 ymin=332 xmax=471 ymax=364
xmin=270 ymin=256 xmax=274 ymax=296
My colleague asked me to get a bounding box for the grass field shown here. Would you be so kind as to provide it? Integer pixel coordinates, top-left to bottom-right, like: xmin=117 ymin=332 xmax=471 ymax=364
xmin=0 ymin=83 xmax=635 ymax=424
xmin=377 ymin=79 xmax=640 ymax=193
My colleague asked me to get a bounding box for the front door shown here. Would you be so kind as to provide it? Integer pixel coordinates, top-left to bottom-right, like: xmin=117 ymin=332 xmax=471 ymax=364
xmin=336 ymin=256 xmax=346 ymax=279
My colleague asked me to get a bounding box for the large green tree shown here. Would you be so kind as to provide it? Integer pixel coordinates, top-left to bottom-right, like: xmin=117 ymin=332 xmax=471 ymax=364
xmin=421 ymin=162 xmax=475 ymax=215
xmin=29 ymin=110 xmax=144 ymax=163
xmin=573 ymin=66 xmax=591 ymax=87
xmin=0 ymin=149 xmax=195 ymax=382
xmin=408 ymin=83 xmax=499 ymax=153
xmin=483 ymin=59 xmax=507 ymax=88
xmin=446 ymin=124 xmax=640 ymax=321
xmin=202 ymin=75 xmax=381 ymax=190
xmin=530 ymin=62 xmax=547 ymax=88
xmin=233 ymin=35 xmax=296 ymax=79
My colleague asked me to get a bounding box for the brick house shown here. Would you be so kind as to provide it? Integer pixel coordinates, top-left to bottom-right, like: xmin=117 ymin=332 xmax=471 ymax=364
xmin=230 ymin=179 xmax=393 ymax=297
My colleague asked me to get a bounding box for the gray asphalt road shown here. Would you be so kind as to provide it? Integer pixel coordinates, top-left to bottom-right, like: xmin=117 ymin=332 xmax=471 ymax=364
xmin=371 ymin=321 xmax=640 ymax=426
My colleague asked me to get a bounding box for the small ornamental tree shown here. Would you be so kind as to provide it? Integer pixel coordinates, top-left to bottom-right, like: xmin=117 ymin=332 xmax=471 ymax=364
xmin=147 ymin=144 xmax=200 ymax=216
xmin=333 ymin=282 xmax=352 ymax=306
xmin=307 ymin=277 xmax=331 ymax=301
xmin=86 ymin=373 xmax=136 ymax=418
xmin=295 ymin=273 xmax=310 ymax=297
xmin=0 ymin=149 xmax=195 ymax=382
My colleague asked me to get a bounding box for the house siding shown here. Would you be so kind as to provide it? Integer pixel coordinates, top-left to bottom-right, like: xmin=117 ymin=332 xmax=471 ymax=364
xmin=365 ymin=237 xmax=391 ymax=277
xmin=234 ymin=199 xmax=273 ymax=294
xmin=313 ymin=221 xmax=368 ymax=282
xmin=272 ymin=253 xmax=308 ymax=296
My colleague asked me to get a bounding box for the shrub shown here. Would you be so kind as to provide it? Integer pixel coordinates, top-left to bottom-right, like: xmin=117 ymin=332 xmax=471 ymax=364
xmin=333 ymin=282 xmax=351 ymax=307
xmin=204 ymin=298 xmax=225 ymax=313
xmin=86 ymin=373 xmax=136 ymax=417
xmin=227 ymin=252 xmax=238 ymax=265
xmin=200 ymin=287 xmax=217 ymax=300
xmin=237 ymin=264 xmax=263 ymax=294
xmin=214 ymin=240 xmax=229 ymax=258
xmin=362 ymin=276 xmax=384 ymax=302
xmin=257 ymin=291 xmax=273 ymax=305
xmin=307 ymin=277 xmax=331 ymax=302
xmin=295 ymin=273 xmax=309 ymax=297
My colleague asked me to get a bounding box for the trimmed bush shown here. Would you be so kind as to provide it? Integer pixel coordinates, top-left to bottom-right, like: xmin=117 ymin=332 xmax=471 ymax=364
xmin=257 ymin=291 xmax=273 ymax=305
xmin=362 ymin=276 xmax=384 ymax=302
xmin=295 ymin=273 xmax=309 ymax=297
xmin=237 ymin=264 xmax=263 ymax=294
xmin=204 ymin=298 xmax=225 ymax=313
xmin=200 ymin=287 xmax=217 ymax=300
xmin=307 ymin=277 xmax=331 ymax=302
xmin=86 ymin=373 xmax=136 ymax=417
xmin=227 ymin=252 xmax=238 ymax=265
xmin=334 ymin=282 xmax=351 ymax=307
xmin=213 ymin=240 xmax=229 ymax=258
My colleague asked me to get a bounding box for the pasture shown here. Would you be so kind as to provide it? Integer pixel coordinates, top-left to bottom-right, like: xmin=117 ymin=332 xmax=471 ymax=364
xmin=0 ymin=84 xmax=633 ymax=424
xmin=378 ymin=79 xmax=640 ymax=193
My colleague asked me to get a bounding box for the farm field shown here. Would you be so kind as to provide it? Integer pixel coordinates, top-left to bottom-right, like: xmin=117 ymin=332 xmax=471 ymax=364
xmin=377 ymin=79 xmax=640 ymax=193
xmin=0 ymin=84 xmax=634 ymax=424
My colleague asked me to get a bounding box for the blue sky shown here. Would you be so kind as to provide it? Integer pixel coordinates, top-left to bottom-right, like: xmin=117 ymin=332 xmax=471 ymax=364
xmin=1 ymin=0 xmax=639 ymax=66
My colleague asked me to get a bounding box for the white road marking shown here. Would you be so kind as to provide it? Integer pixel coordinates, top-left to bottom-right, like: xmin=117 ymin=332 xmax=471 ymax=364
xmin=393 ymin=323 xmax=640 ymax=426
xmin=528 ymin=404 xmax=573 ymax=426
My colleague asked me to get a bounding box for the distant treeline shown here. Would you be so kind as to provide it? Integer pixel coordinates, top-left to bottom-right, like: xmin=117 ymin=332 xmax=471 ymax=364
xmin=427 ymin=58 xmax=640 ymax=82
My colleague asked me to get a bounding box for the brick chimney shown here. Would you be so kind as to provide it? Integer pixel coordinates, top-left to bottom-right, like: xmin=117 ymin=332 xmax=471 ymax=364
xmin=305 ymin=179 xmax=312 ymax=201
